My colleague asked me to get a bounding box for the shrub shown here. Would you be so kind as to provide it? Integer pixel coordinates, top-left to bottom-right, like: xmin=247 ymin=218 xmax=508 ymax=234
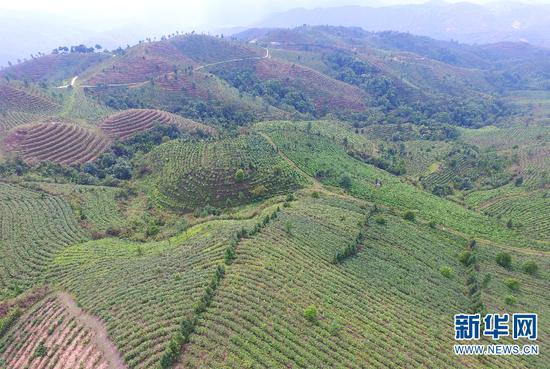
xmin=284 ymin=221 xmax=294 ymax=236
xmin=374 ymin=216 xmax=386 ymax=225
xmin=146 ymin=225 xmax=160 ymax=237
xmin=505 ymin=278 xmax=520 ymax=291
xmin=403 ymin=211 xmax=415 ymax=222
xmin=311 ymin=191 xmax=320 ymax=198
xmin=234 ymin=169 xmax=245 ymax=182
xmin=496 ymin=252 xmax=512 ymax=268
xmin=428 ymin=220 xmax=436 ymax=228
xmin=505 ymin=295 xmax=517 ymax=305
xmin=304 ymin=305 xmax=318 ymax=323
xmin=506 ymin=219 xmax=513 ymax=228
xmin=339 ymin=174 xmax=352 ymax=190
xmin=439 ymin=266 xmax=453 ymax=278
xmin=250 ymin=185 xmax=267 ymax=197
xmin=522 ymin=261 xmax=538 ymax=275
xmin=458 ymin=250 xmax=474 ymax=266
xmin=33 ymin=342 xmax=48 ymax=358
xmin=482 ymin=274 xmax=492 ymax=288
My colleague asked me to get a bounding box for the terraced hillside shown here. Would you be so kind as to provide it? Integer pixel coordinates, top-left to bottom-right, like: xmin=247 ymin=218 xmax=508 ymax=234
xmin=0 ymin=24 xmax=548 ymax=369
xmin=0 ymin=183 xmax=85 ymax=300
xmin=100 ymin=109 xmax=217 ymax=140
xmin=0 ymin=293 xmax=114 ymax=369
xmin=142 ymin=134 xmax=309 ymax=209
xmin=0 ymin=53 xmax=108 ymax=82
xmin=0 ymin=83 xmax=60 ymax=114
xmin=3 ymin=122 xmax=110 ymax=164
xmin=465 ymin=186 xmax=550 ymax=241
xmin=0 ymin=111 xmax=43 ymax=136
xmin=254 ymin=121 xmax=532 ymax=246
xmin=181 ymin=194 xmax=548 ymax=369
xmin=47 ymin=211 xmax=275 ymax=369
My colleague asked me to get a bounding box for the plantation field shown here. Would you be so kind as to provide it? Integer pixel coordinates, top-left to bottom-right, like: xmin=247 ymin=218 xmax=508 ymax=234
xmin=0 ymin=111 xmax=45 ymax=138
xmin=142 ymin=133 xmax=309 ymax=210
xmin=27 ymin=182 xmax=130 ymax=233
xmin=475 ymin=239 xmax=550 ymax=368
xmin=59 ymin=87 xmax=114 ymax=124
xmin=47 ymin=208 xmax=277 ymax=369
xmin=3 ymin=122 xmax=110 ymax=165
xmin=0 ymin=53 xmax=108 ymax=82
xmin=0 ymin=82 xmax=60 ymax=115
xmin=255 ymin=121 xmax=534 ymax=248
xmin=0 ymin=25 xmax=548 ymax=369
xmin=0 ymin=183 xmax=85 ymax=300
xmin=465 ymin=186 xmax=550 ymax=241
xmin=181 ymin=194 xmax=547 ymax=368
xmin=100 ymin=109 xmax=216 ymax=140
xmin=0 ymin=293 xmax=111 ymax=369
xmin=505 ymin=90 xmax=550 ymax=123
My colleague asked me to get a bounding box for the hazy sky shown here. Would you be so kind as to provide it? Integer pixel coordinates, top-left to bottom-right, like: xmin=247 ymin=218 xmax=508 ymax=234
xmin=2 ymin=0 xmax=550 ymax=30
xmin=1 ymin=0 xmax=550 ymax=66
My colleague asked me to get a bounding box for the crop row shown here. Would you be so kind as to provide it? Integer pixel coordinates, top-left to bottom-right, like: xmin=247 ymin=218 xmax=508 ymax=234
xmin=0 ymin=111 xmax=43 ymax=136
xmin=4 ymin=122 xmax=110 ymax=165
xmin=181 ymin=195 xmax=526 ymax=368
xmin=145 ymin=134 xmax=308 ymax=210
xmin=47 ymin=217 xmax=262 ymax=369
xmin=100 ymin=109 xmax=216 ymax=140
xmin=0 ymin=83 xmax=59 ymax=114
xmin=0 ymin=183 xmax=85 ymax=300
xmin=0 ymin=295 xmax=108 ymax=369
xmin=255 ymin=123 xmax=530 ymax=247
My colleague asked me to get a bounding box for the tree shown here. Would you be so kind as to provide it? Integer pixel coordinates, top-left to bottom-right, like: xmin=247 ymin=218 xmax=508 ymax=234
xmin=234 ymin=168 xmax=245 ymax=182
xmin=284 ymin=221 xmax=294 ymax=235
xmin=403 ymin=211 xmax=415 ymax=222
xmin=439 ymin=266 xmax=453 ymax=278
xmin=304 ymin=305 xmax=318 ymax=323
xmin=111 ymin=159 xmax=132 ymax=180
xmin=496 ymin=252 xmax=512 ymax=269
xmin=522 ymin=261 xmax=538 ymax=275
xmin=340 ymin=174 xmax=352 ymax=190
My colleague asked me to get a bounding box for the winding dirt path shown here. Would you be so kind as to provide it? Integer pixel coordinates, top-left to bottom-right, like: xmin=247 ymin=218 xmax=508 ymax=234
xmin=195 ymin=47 xmax=270 ymax=71
xmin=56 ymin=76 xmax=78 ymax=89
xmin=57 ymin=292 xmax=127 ymax=369
xmin=63 ymin=47 xmax=270 ymax=89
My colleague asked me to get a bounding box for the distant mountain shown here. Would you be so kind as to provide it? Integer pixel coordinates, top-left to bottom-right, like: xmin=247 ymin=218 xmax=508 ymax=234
xmin=256 ymin=1 xmax=550 ymax=48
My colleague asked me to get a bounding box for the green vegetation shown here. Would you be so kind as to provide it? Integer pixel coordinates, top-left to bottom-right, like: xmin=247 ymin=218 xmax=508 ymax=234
xmin=141 ymin=134 xmax=308 ymax=210
xmin=496 ymin=252 xmax=512 ymax=269
xmin=0 ymin=183 xmax=85 ymax=299
xmin=0 ymin=24 xmax=548 ymax=369
xmin=255 ymin=121 xmax=532 ymax=247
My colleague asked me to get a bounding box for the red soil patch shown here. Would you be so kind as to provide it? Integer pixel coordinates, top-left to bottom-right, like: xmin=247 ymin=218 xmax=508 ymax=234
xmin=0 ymin=292 xmax=127 ymax=369
xmin=0 ymin=83 xmax=60 ymax=114
xmin=1 ymin=53 xmax=106 ymax=81
xmin=100 ymin=109 xmax=217 ymax=140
